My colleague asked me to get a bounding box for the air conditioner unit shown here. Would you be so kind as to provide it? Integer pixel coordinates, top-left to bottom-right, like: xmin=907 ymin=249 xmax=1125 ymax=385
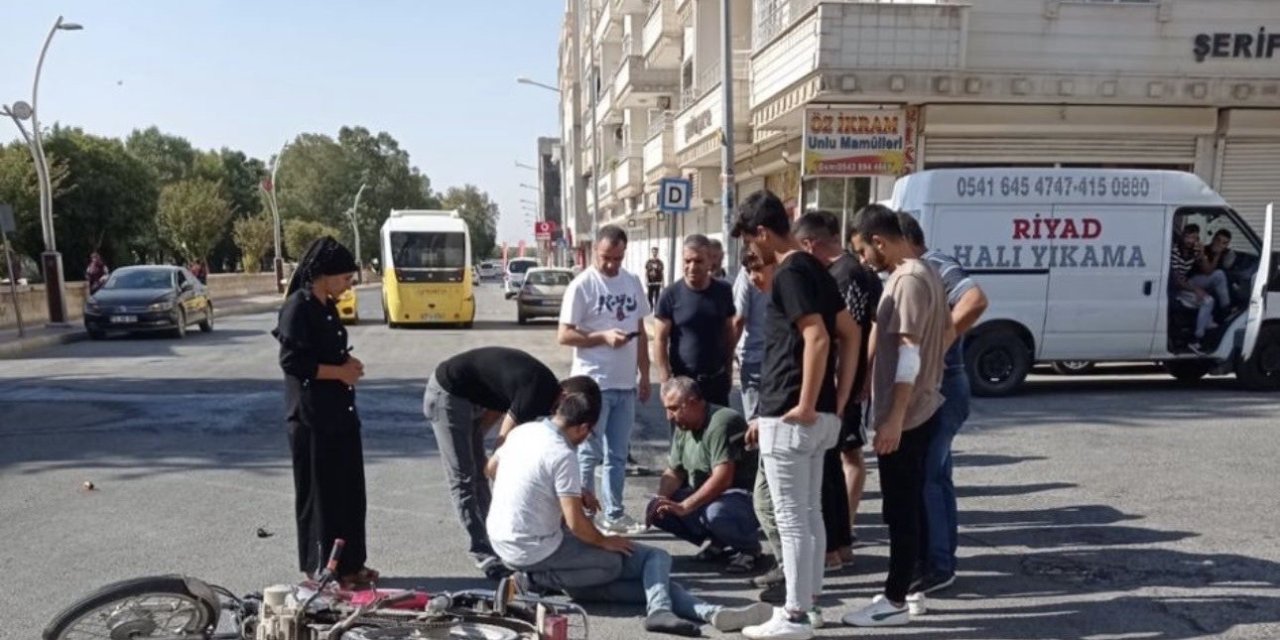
xmin=657 ymin=96 xmax=672 ymax=110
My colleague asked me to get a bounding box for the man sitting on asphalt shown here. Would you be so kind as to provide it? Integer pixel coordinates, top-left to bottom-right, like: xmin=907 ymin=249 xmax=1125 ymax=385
xmin=485 ymin=377 xmax=772 ymax=637
xmin=647 ymin=377 xmax=762 ymax=573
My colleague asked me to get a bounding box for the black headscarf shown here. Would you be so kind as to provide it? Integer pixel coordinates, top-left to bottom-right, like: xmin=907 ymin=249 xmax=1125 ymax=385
xmin=286 ymin=236 xmax=359 ymax=296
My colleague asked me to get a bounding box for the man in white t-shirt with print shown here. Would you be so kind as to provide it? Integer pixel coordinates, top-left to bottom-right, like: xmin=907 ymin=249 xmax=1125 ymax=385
xmin=558 ymin=224 xmax=652 ymax=533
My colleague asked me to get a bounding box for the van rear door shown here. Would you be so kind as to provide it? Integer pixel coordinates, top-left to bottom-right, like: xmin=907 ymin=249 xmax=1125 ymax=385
xmin=1242 ymin=204 xmax=1274 ymax=358
xmin=1039 ymin=205 xmax=1167 ymax=360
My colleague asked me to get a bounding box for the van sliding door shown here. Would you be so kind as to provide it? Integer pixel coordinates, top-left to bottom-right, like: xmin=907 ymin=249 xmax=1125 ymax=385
xmin=1039 ymin=205 xmax=1166 ymax=359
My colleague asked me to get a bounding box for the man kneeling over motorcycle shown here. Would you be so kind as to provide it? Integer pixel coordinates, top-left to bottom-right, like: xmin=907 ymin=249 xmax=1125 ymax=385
xmin=485 ymin=377 xmax=771 ymax=637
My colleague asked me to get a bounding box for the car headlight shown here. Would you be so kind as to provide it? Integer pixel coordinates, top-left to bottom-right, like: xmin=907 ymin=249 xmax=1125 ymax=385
xmin=85 ymin=301 xmax=100 ymax=312
xmin=148 ymin=301 xmax=174 ymax=312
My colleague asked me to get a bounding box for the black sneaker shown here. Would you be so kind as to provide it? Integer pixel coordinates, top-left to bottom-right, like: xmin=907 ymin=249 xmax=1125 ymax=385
xmin=908 ymin=572 xmax=956 ymax=595
xmin=758 ymin=581 xmax=786 ymax=604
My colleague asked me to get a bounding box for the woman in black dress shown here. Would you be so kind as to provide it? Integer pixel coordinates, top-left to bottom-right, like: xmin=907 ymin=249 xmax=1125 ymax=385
xmin=273 ymin=236 xmax=376 ymax=586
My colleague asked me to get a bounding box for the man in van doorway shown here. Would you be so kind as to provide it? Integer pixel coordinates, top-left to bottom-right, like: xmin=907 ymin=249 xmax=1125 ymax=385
xmin=897 ymin=213 xmax=989 ymax=596
xmin=1172 ymin=223 xmax=1227 ymax=353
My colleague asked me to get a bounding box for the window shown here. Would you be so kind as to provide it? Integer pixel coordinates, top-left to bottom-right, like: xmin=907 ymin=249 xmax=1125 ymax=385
xmin=390 ymin=232 xmax=466 ymax=269
xmin=528 ymin=270 xmax=573 ymax=286
xmin=103 ymin=269 xmax=173 ymax=290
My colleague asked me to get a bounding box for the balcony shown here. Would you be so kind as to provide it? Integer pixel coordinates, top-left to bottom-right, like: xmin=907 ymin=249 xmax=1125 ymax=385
xmin=613 ymin=142 xmax=645 ymax=198
xmin=752 ymin=1 xmax=967 ymax=110
xmin=593 ymin=0 xmax=620 ymax=43
xmin=614 ymin=55 xmax=679 ymax=108
xmin=642 ymin=0 xmax=681 ymax=69
xmin=643 ymin=112 xmax=676 ymax=183
xmin=596 ymin=166 xmax=617 ymax=209
xmin=612 ymin=0 xmax=647 ymax=15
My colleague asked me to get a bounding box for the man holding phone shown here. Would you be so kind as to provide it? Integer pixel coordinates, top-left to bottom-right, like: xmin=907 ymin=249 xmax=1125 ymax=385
xmin=559 ymin=225 xmax=653 ymax=535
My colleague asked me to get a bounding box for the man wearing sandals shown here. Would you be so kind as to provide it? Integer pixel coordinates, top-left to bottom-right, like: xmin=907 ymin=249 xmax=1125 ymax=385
xmin=646 ymin=377 xmax=761 ymax=573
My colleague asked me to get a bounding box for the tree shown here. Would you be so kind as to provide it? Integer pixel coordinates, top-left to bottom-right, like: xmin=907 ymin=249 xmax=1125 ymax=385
xmin=276 ymin=127 xmax=439 ymax=263
xmin=41 ymin=127 xmax=158 ymax=277
xmin=284 ymin=219 xmax=340 ymax=259
xmin=441 ymin=185 xmax=499 ymax=261
xmin=126 ymin=126 xmax=196 ymax=185
xmin=232 ymin=213 xmax=274 ymax=273
xmin=156 ymin=179 xmax=233 ymax=264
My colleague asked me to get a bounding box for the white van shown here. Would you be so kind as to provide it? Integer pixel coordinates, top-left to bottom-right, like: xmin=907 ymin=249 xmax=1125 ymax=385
xmin=888 ymin=168 xmax=1277 ymax=396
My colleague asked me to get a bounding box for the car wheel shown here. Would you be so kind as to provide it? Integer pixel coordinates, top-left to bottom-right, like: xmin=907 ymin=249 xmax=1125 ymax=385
xmin=198 ymin=306 xmax=213 ymax=333
xmin=964 ymin=328 xmax=1031 ymax=397
xmin=173 ymin=309 xmax=187 ymax=339
xmin=1050 ymin=360 xmax=1095 ymax=375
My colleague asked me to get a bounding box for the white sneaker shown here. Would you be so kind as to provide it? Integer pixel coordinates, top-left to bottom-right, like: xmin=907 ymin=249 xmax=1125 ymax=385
xmin=742 ymin=607 xmax=814 ymax=640
xmin=842 ymin=596 xmax=910 ymax=627
xmin=905 ymin=592 xmax=927 ymax=616
xmin=808 ymin=606 xmax=824 ymax=629
xmin=710 ymin=602 xmax=773 ymax=632
xmin=597 ymin=513 xmax=644 ymax=534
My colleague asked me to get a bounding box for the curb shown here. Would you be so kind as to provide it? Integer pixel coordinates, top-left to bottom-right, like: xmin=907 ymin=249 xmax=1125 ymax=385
xmin=0 ymin=298 xmax=284 ymax=359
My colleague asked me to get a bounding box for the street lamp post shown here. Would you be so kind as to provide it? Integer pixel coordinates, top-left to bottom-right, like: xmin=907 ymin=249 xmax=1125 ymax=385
xmin=345 ymin=182 xmax=368 ymax=283
xmin=1 ymin=15 xmax=83 ymax=325
xmin=263 ymin=141 xmax=289 ymax=292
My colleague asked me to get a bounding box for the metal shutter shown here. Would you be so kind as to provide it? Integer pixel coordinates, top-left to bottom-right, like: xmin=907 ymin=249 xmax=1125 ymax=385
xmin=923 ymin=135 xmax=1196 ymax=166
xmin=1218 ymin=140 xmax=1280 ymax=244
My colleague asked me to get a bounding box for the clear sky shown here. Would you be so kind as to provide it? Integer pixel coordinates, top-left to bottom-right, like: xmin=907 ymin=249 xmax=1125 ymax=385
xmin=0 ymin=1 xmax=561 ymax=245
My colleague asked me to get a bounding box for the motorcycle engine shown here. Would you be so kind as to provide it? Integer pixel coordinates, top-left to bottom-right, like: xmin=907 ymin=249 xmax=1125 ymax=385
xmin=255 ymin=585 xmax=308 ymax=640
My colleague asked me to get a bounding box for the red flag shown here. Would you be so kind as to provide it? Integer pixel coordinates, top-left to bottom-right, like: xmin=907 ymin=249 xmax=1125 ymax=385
xmin=501 ymin=242 xmax=508 ymax=268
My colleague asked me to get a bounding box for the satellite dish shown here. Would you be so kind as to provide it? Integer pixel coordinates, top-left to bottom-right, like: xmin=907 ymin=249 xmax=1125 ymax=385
xmin=9 ymin=101 xmax=33 ymax=121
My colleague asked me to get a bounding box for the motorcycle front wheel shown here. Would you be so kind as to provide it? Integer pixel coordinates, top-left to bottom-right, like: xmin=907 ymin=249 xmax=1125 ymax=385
xmin=43 ymin=575 xmax=222 ymax=640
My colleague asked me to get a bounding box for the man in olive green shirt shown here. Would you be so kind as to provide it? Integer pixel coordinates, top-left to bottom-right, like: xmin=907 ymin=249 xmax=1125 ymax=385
xmin=647 ymin=376 xmax=762 ymax=573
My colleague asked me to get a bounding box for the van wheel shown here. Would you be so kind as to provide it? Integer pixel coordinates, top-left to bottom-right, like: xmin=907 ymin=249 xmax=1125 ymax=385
xmin=1235 ymin=324 xmax=1280 ymax=390
xmin=1165 ymin=360 xmax=1212 ymax=383
xmin=1050 ymin=360 xmax=1095 ymax=375
xmin=965 ymin=329 xmax=1031 ymax=397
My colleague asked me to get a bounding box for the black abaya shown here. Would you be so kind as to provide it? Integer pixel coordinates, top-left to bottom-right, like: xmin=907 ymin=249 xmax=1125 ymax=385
xmin=275 ymin=288 xmax=367 ymax=576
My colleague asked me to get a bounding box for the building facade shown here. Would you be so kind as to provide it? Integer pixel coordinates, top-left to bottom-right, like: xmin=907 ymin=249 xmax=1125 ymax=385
xmin=559 ymin=0 xmax=1280 ymax=276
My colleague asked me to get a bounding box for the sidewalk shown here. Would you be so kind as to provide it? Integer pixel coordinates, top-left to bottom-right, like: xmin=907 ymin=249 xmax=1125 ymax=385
xmin=0 ymin=291 xmax=285 ymax=359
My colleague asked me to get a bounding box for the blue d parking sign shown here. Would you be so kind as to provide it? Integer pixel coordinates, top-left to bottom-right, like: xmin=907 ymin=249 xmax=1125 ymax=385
xmin=658 ymin=178 xmax=692 ymax=213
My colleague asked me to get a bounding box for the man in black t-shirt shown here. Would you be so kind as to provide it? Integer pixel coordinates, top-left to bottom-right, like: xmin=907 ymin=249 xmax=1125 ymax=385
xmin=730 ymin=191 xmax=861 ymax=635
xmin=645 ymin=247 xmax=665 ymax=309
xmin=424 ymin=346 xmax=587 ymax=580
xmin=654 ymin=234 xmax=737 ymax=406
xmin=794 ymin=210 xmax=882 ymax=571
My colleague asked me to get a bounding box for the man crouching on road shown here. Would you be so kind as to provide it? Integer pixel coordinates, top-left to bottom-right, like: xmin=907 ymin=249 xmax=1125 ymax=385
xmin=647 ymin=377 xmax=762 ymax=573
xmin=485 ymin=377 xmax=772 ymax=637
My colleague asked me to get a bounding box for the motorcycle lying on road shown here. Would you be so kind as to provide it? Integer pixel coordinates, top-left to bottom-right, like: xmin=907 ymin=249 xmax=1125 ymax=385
xmin=42 ymin=539 xmax=588 ymax=640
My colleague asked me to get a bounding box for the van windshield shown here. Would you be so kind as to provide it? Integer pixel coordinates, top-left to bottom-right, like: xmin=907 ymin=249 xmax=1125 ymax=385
xmin=391 ymin=232 xmax=465 ymax=269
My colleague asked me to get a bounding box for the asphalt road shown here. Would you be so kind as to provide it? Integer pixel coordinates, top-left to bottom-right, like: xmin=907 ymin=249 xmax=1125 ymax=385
xmin=3 ymin=281 xmax=1279 ymax=639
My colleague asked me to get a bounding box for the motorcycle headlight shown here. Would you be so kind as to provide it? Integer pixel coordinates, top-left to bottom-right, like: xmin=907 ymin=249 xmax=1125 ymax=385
xmin=148 ymin=301 xmax=174 ymax=312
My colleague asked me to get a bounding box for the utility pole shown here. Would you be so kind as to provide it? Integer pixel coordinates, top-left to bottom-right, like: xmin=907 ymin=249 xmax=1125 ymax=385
xmin=720 ymin=0 xmax=737 ymax=277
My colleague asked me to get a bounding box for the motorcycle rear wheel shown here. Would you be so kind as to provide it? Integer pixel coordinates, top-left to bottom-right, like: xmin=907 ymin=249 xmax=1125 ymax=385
xmin=43 ymin=575 xmax=221 ymax=640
